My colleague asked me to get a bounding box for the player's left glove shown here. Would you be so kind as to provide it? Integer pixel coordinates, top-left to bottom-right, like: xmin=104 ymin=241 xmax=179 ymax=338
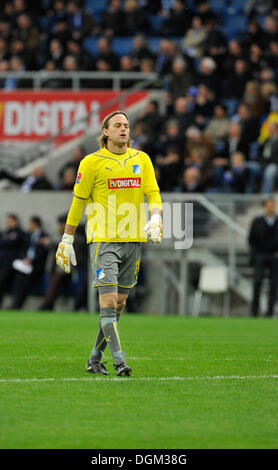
xmin=55 ymin=233 xmax=77 ymax=273
xmin=144 ymin=213 xmax=163 ymax=243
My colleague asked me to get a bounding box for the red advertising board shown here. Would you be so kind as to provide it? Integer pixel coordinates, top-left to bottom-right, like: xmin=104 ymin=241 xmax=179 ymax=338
xmin=0 ymin=90 xmax=148 ymax=142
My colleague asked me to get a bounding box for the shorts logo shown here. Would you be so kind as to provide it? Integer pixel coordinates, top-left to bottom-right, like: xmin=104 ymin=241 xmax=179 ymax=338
xmin=96 ymin=268 xmax=105 ymax=280
xmin=76 ymin=172 xmax=82 ymax=184
xmin=108 ymin=178 xmax=141 ymax=189
xmin=132 ymin=164 xmax=141 ymax=174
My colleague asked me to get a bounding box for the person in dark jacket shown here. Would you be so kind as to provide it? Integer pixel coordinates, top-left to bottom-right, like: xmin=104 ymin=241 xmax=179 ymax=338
xmin=10 ymin=216 xmax=50 ymax=309
xmin=248 ymin=197 xmax=278 ymax=316
xmin=39 ymin=215 xmax=88 ymax=311
xmin=0 ymin=214 xmax=26 ymax=308
xmin=0 ymin=165 xmax=53 ymax=191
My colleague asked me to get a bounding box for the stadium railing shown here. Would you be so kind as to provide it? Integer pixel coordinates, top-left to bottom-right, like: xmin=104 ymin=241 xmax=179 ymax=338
xmin=0 ymin=71 xmax=158 ymax=91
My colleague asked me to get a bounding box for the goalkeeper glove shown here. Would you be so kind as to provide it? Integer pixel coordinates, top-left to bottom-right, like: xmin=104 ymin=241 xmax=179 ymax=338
xmin=56 ymin=233 xmax=77 ymax=273
xmin=144 ymin=213 xmax=163 ymax=243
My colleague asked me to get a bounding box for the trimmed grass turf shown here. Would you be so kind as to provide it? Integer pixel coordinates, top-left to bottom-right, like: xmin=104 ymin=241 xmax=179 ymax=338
xmin=0 ymin=311 xmax=278 ymax=449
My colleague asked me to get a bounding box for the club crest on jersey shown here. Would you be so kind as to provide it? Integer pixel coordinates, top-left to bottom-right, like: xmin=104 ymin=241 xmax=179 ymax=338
xmin=76 ymin=172 xmax=82 ymax=184
xmin=108 ymin=177 xmax=141 ymax=189
xmin=132 ymin=164 xmax=141 ymax=174
xmin=96 ymin=268 xmax=105 ymax=280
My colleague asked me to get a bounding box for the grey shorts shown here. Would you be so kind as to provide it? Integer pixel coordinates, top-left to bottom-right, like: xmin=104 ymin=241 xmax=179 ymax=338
xmin=90 ymin=242 xmax=141 ymax=294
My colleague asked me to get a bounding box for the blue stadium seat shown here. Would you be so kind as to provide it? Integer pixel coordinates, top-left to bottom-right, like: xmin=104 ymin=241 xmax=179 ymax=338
xmin=85 ymin=0 xmax=107 ymax=13
xmin=113 ymin=38 xmax=133 ymax=56
xmin=148 ymin=37 xmax=163 ymax=54
xmin=229 ymin=0 xmax=247 ymax=13
xmin=222 ymin=12 xmax=247 ymax=39
xmin=147 ymin=14 xmax=165 ymax=34
xmin=83 ymin=37 xmax=133 ymax=57
xmin=83 ymin=37 xmax=99 ymax=56
xmin=209 ymin=0 xmax=227 ymax=13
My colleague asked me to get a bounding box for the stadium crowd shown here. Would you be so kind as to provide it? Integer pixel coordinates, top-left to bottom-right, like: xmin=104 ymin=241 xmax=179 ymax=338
xmin=1 ymin=0 xmax=278 ymax=194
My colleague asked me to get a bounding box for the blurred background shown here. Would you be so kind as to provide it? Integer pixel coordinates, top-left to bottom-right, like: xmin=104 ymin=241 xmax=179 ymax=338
xmin=1 ymin=0 xmax=278 ymax=316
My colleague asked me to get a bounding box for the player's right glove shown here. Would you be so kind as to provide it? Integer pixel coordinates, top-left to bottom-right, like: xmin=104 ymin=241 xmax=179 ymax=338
xmin=144 ymin=213 xmax=163 ymax=243
xmin=55 ymin=233 xmax=77 ymax=273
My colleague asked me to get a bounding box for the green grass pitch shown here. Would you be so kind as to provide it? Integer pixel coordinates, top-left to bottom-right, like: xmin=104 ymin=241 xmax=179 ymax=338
xmin=0 ymin=311 xmax=278 ymax=449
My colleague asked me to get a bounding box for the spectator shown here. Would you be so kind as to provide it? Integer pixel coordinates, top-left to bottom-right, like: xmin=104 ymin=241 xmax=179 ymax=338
xmin=47 ymin=38 xmax=64 ymax=68
xmin=120 ymin=55 xmax=135 ymax=72
xmin=155 ymin=39 xmax=177 ymax=75
xmin=263 ymin=16 xmax=278 ymax=49
xmin=195 ymin=0 xmax=218 ymax=25
xmin=3 ymin=55 xmax=32 ymax=89
xmin=235 ymin=103 xmax=260 ymax=145
xmin=56 ymin=167 xmax=76 ymax=190
xmin=129 ymin=35 xmax=155 ymax=70
xmin=0 ymin=17 xmax=12 ymax=42
xmin=223 ymin=39 xmax=245 ymax=78
xmin=14 ymin=13 xmax=40 ymax=51
xmin=197 ymin=57 xmax=219 ymax=96
xmin=222 ymin=152 xmax=250 ymax=193
xmin=166 ymin=57 xmax=195 ymax=103
xmin=181 ymin=166 xmax=205 ymax=192
xmin=222 ymin=121 xmax=250 ymax=161
xmin=244 ymin=18 xmax=265 ymax=48
xmin=162 ymin=0 xmax=192 ymax=37
xmin=182 ymin=15 xmax=207 ymax=58
xmin=98 ymin=0 xmax=125 ymax=37
xmin=95 ymin=36 xmax=120 ymax=71
xmin=67 ymin=0 xmax=95 ymax=40
xmin=156 ymin=119 xmax=185 ymax=156
xmin=155 ymin=146 xmax=182 ymax=191
xmin=248 ymin=196 xmax=278 ymax=317
xmin=39 ymin=215 xmax=88 ymax=311
xmin=0 ymin=165 xmax=53 ymax=191
xmin=185 ymin=147 xmax=214 ymax=189
xmin=66 ymin=39 xmax=94 ymax=70
xmin=10 ymin=216 xmax=50 ymax=309
xmin=0 ymin=214 xmax=26 ymax=308
xmin=41 ymin=59 xmax=65 ymax=88
xmin=139 ymin=57 xmax=155 ymax=72
xmin=245 ymin=0 xmax=273 ymax=17
xmin=131 ymin=121 xmax=148 ymax=150
xmin=50 ymin=16 xmax=71 ymax=46
xmin=137 ymin=100 xmax=164 ymax=152
xmin=224 ymin=59 xmax=251 ymax=100
xmin=171 ymin=96 xmax=194 ymax=135
xmin=242 ymin=80 xmax=266 ymax=118
xmin=124 ymin=0 xmax=149 ymax=35
xmin=10 ymin=38 xmax=35 ymax=70
xmin=194 ymin=83 xmax=215 ymax=128
xmin=260 ymin=121 xmax=278 ymax=193
xmin=204 ymin=103 xmax=230 ymax=145
xmin=47 ymin=0 xmax=68 ymax=34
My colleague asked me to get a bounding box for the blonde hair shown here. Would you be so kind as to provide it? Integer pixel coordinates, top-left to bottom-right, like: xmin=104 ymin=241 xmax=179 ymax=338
xmin=97 ymin=110 xmax=133 ymax=149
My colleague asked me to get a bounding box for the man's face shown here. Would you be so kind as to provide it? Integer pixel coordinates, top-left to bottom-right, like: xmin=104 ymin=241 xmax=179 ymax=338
xmin=5 ymin=216 xmax=17 ymax=229
xmin=264 ymin=200 xmax=276 ymax=217
xmin=104 ymin=114 xmax=130 ymax=146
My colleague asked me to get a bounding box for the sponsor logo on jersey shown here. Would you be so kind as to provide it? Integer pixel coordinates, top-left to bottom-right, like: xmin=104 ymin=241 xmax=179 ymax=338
xmin=76 ymin=172 xmax=82 ymax=184
xmin=132 ymin=164 xmax=141 ymax=174
xmin=96 ymin=268 xmax=105 ymax=280
xmin=108 ymin=177 xmax=141 ymax=189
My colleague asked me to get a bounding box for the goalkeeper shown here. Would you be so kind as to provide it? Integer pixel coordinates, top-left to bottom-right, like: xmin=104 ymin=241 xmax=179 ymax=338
xmin=56 ymin=110 xmax=162 ymax=377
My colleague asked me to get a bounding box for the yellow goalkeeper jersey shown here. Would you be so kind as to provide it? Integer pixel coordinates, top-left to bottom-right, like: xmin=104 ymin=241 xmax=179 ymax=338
xmin=67 ymin=147 xmax=162 ymax=243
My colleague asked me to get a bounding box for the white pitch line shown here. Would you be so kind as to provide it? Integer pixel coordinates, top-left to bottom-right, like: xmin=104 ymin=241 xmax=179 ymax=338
xmin=1 ymin=375 xmax=278 ymax=384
